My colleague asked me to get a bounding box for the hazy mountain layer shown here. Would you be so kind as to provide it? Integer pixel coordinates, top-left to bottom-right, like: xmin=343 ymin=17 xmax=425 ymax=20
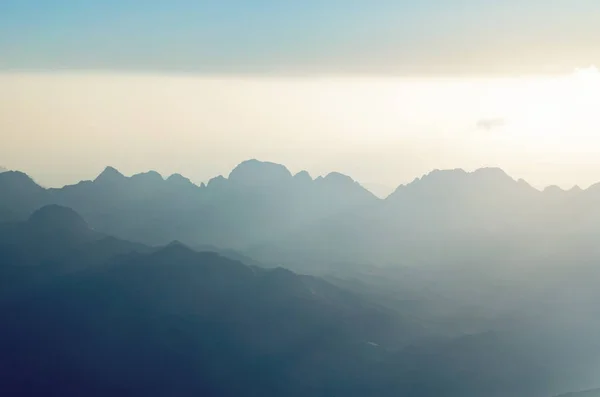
xmin=2 ymin=160 xmax=600 ymax=272
xmin=1 ymin=206 xmax=598 ymax=396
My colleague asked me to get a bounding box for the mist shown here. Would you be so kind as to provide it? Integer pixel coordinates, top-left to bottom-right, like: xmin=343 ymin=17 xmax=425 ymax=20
xmin=3 ymin=1 xmax=600 ymax=396
xmin=2 ymin=71 xmax=600 ymax=190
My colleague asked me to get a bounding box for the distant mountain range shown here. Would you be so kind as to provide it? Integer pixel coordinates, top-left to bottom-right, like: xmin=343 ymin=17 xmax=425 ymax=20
xmin=2 ymin=159 xmax=600 ymax=271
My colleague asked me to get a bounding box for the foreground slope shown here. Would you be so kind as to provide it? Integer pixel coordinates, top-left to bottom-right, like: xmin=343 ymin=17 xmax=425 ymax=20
xmin=0 ymin=206 xmax=421 ymax=397
xmin=0 ymin=206 xmax=598 ymax=396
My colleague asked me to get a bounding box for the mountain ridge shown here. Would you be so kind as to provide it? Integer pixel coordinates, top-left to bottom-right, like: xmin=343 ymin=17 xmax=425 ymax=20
xmin=3 ymin=159 xmax=600 ymax=270
xmin=13 ymin=162 xmax=582 ymax=193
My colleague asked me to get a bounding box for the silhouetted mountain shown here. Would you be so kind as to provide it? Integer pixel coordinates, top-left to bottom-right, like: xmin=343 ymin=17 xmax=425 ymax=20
xmin=0 ymin=218 xmax=424 ymax=397
xmin=0 ymin=197 xmax=598 ymax=395
xmin=0 ymin=159 xmax=374 ymax=251
xmin=4 ymin=160 xmax=600 ymax=271
xmin=166 ymin=173 xmax=199 ymax=190
xmin=94 ymin=165 xmax=127 ymax=184
xmin=293 ymin=170 xmax=312 ymax=184
xmin=0 ymin=228 xmax=595 ymax=396
xmin=0 ymin=205 xmax=153 ymax=301
xmin=28 ymin=204 xmax=90 ymax=235
xmin=0 ymin=171 xmax=47 ymax=221
xmin=0 ymin=205 xmax=111 ymax=260
xmin=228 ymin=159 xmax=293 ymax=186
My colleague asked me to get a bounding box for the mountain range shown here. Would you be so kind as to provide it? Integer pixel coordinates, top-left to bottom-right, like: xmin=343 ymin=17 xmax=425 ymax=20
xmin=2 ymin=159 xmax=600 ymax=272
xmin=0 ymin=205 xmax=418 ymax=396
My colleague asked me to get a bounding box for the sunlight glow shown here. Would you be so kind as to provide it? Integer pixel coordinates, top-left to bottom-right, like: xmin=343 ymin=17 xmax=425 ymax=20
xmin=502 ymin=66 xmax=600 ymax=153
xmin=2 ymin=69 xmax=600 ymax=189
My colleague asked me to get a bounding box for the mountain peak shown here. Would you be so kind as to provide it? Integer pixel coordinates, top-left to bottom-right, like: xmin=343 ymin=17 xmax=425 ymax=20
xmin=321 ymin=172 xmax=356 ymax=185
xmin=94 ymin=166 xmax=126 ymax=183
xmin=131 ymin=170 xmax=163 ymax=182
xmin=414 ymin=167 xmax=516 ymax=187
xmin=207 ymin=175 xmax=227 ymax=188
xmin=389 ymin=167 xmax=522 ymax=200
xmin=544 ymin=185 xmax=564 ymax=194
xmin=167 ymin=173 xmax=197 ymax=187
xmin=228 ymin=159 xmax=292 ymax=186
xmin=132 ymin=170 xmax=163 ymax=180
xmin=28 ymin=205 xmax=90 ymax=234
xmin=0 ymin=170 xmax=44 ymax=193
xmin=472 ymin=167 xmax=509 ymax=176
xmin=294 ymin=170 xmax=312 ymax=182
xmin=570 ymin=185 xmax=582 ymax=193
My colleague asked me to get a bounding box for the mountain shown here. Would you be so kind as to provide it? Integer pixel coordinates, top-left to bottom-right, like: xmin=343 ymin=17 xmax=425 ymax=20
xmin=0 ymin=204 xmax=144 ymax=264
xmin=0 ymin=221 xmax=596 ymax=397
xmin=245 ymin=167 xmax=542 ymax=268
xmin=0 ymin=205 xmax=153 ymax=302
xmin=0 ymin=205 xmax=598 ymax=395
xmin=0 ymin=207 xmax=424 ymax=397
xmin=0 ymin=160 xmax=377 ymax=252
xmin=3 ymin=160 xmax=600 ymax=271
xmin=0 ymin=171 xmax=47 ymax=221
xmin=228 ymin=159 xmax=293 ymax=186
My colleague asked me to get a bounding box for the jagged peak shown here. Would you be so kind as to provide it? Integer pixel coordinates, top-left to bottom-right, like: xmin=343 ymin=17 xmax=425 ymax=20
xmin=0 ymin=170 xmax=43 ymax=190
xmin=544 ymin=185 xmax=564 ymax=193
xmin=207 ymin=175 xmax=227 ymax=187
xmin=471 ymin=167 xmax=519 ymax=185
xmin=0 ymin=170 xmax=33 ymax=180
xmin=412 ymin=167 xmax=516 ymax=186
xmin=294 ymin=170 xmax=312 ymax=181
xmin=94 ymin=166 xmax=126 ymax=183
xmin=429 ymin=168 xmax=468 ymax=176
xmin=228 ymin=159 xmax=292 ymax=185
xmin=167 ymin=173 xmax=196 ymax=187
xmin=131 ymin=170 xmax=164 ymax=182
xmin=472 ymin=167 xmax=510 ymax=177
xmin=322 ymin=172 xmax=356 ymax=184
xmin=388 ymin=167 xmax=523 ymax=200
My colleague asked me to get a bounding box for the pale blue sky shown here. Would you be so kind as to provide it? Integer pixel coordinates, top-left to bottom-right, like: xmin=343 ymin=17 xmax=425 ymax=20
xmin=1 ymin=1 xmax=599 ymax=75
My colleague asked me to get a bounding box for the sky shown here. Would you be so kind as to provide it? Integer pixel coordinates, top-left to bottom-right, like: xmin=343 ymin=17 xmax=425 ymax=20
xmin=1 ymin=1 xmax=600 ymax=192
xmin=2 ymin=1 xmax=599 ymax=75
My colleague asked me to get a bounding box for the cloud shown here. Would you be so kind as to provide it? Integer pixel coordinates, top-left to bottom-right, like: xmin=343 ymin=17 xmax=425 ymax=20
xmin=476 ymin=118 xmax=506 ymax=131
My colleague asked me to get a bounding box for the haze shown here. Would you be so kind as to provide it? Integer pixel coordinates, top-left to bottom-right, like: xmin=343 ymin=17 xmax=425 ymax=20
xmin=4 ymin=2 xmax=600 ymax=396
xmin=1 ymin=70 xmax=600 ymax=191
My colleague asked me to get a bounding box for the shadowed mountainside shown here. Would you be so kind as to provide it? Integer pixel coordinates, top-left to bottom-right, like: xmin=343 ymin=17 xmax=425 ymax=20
xmin=0 ymin=205 xmax=428 ymax=397
xmin=1 ymin=206 xmax=598 ymax=396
